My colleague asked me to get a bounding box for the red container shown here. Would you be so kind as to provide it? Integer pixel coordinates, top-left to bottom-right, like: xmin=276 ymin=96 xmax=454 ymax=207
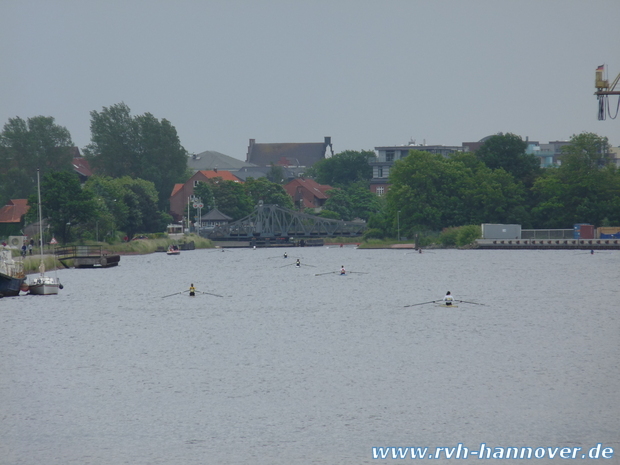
xmin=580 ymin=224 xmax=595 ymax=239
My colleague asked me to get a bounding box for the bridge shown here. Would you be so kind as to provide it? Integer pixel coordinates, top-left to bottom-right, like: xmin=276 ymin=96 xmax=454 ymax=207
xmin=206 ymin=204 xmax=366 ymax=241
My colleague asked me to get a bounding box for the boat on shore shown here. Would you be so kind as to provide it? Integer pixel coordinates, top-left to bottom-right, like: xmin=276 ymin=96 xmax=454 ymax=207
xmin=0 ymin=249 xmax=26 ymax=297
xmin=167 ymin=244 xmax=180 ymax=255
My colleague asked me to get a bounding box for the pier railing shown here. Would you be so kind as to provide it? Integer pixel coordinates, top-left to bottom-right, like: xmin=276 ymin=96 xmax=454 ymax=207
xmin=55 ymin=245 xmax=105 ymax=259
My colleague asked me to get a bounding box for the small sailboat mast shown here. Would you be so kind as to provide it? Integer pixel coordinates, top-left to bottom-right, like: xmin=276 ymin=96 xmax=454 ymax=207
xmin=37 ymin=168 xmax=44 ymax=265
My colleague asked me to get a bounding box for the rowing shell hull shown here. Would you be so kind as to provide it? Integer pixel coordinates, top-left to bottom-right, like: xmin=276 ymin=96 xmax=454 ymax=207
xmin=435 ymin=303 xmax=458 ymax=308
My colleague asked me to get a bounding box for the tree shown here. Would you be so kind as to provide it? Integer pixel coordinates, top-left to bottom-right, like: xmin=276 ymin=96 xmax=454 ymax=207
xmin=475 ymin=133 xmax=540 ymax=186
xmin=210 ymin=179 xmax=254 ymax=220
xmin=323 ymin=189 xmax=353 ymax=220
xmin=387 ymin=150 xmax=529 ymax=234
xmin=244 ymin=177 xmax=294 ymax=209
xmin=84 ymin=175 xmax=168 ymax=240
xmin=532 ymin=133 xmax=620 ymax=227
xmin=309 ymin=150 xmax=375 ymax=186
xmin=26 ymin=171 xmax=97 ymax=244
xmin=84 ymin=103 xmax=189 ymax=210
xmin=0 ymin=116 xmax=74 ymax=204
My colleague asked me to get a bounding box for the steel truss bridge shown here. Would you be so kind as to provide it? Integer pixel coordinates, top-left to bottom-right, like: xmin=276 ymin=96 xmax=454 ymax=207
xmin=207 ymin=204 xmax=366 ymax=240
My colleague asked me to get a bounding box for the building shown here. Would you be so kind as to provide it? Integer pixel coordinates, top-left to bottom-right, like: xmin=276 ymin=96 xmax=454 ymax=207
xmin=198 ymin=208 xmax=233 ymax=231
xmin=0 ymin=199 xmax=29 ymax=237
xmin=169 ymin=170 xmax=242 ymax=221
xmin=370 ymin=141 xmax=463 ymax=195
xmin=283 ymin=178 xmax=333 ymax=211
xmin=246 ymin=137 xmax=334 ymax=169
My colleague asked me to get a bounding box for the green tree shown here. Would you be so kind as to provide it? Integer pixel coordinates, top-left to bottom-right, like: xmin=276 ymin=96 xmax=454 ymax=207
xmin=84 ymin=103 xmax=189 ymax=210
xmin=310 ymin=150 xmax=375 ymax=186
xmin=266 ymin=163 xmax=286 ymax=184
xmin=0 ymin=116 xmax=74 ymax=204
xmin=244 ymin=177 xmax=294 ymax=209
xmin=532 ymin=133 xmax=620 ymax=227
xmin=387 ymin=150 xmax=528 ymax=234
xmin=346 ymin=181 xmax=383 ymax=221
xmin=211 ymin=179 xmax=254 ymax=220
xmin=83 ymin=175 xmax=168 ymax=240
xmin=26 ymin=171 xmax=97 ymax=244
xmin=323 ymin=189 xmax=353 ymax=220
xmin=475 ymin=133 xmax=540 ymax=186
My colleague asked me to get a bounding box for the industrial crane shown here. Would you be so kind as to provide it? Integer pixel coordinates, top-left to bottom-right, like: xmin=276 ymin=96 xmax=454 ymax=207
xmin=595 ymin=64 xmax=620 ymax=120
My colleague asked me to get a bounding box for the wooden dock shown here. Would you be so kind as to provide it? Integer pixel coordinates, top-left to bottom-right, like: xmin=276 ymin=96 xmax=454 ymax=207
xmin=55 ymin=246 xmax=121 ymax=268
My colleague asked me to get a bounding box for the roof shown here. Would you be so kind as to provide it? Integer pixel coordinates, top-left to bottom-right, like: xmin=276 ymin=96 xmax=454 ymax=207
xmin=246 ymin=137 xmax=333 ymax=167
xmin=72 ymin=156 xmax=93 ymax=177
xmin=284 ymin=178 xmax=332 ymax=199
xmin=202 ymin=208 xmax=232 ymax=221
xmin=171 ymin=183 xmax=184 ymax=197
xmin=0 ymin=199 xmax=30 ymax=223
xmin=195 ymin=170 xmax=242 ymax=182
xmin=188 ymin=151 xmax=255 ymax=171
xmin=283 ymin=178 xmax=333 ymax=208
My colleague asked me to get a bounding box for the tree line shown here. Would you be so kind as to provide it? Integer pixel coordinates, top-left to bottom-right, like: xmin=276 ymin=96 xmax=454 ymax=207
xmin=2 ymin=102 xmax=618 ymax=243
xmin=365 ymin=132 xmax=620 ymax=240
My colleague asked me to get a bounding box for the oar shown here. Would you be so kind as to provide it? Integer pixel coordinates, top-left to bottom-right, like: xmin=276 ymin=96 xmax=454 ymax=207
xmin=279 ymin=263 xmax=295 ymax=268
xmin=162 ymin=291 xmax=183 ymax=298
xmin=456 ymin=300 xmax=486 ymax=306
xmin=348 ymin=271 xmax=369 ymax=274
xmin=404 ymin=300 xmax=438 ymax=308
xmin=197 ymin=290 xmax=224 ymax=298
xmin=300 ymin=264 xmax=316 ymax=267
xmin=315 ymin=271 xmax=337 ymax=276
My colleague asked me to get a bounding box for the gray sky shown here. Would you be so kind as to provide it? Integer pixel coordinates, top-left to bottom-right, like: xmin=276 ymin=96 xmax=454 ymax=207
xmin=2 ymin=0 xmax=619 ymax=161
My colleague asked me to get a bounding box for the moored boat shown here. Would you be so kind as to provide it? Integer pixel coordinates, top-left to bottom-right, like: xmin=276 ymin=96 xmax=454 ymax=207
xmin=167 ymin=245 xmax=180 ymax=255
xmin=27 ymin=169 xmax=62 ymax=295
xmin=0 ymin=249 xmax=25 ymax=297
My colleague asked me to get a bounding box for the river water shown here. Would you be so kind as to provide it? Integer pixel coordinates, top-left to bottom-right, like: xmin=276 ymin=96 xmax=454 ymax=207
xmin=1 ymin=247 xmax=618 ymax=464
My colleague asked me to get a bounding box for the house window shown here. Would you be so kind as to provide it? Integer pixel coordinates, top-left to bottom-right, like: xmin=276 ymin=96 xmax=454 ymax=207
xmin=193 ymin=180 xmax=200 ymax=187
xmin=386 ymin=150 xmax=395 ymax=162
xmin=378 ymin=167 xmax=383 ymax=178
xmin=400 ymin=150 xmax=409 ymax=159
xmin=376 ymin=186 xmax=384 ymax=196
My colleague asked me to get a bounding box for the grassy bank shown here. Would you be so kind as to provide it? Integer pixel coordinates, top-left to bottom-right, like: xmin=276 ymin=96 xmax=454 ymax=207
xmin=16 ymin=234 xmax=214 ymax=274
xmin=102 ymin=234 xmax=213 ymax=255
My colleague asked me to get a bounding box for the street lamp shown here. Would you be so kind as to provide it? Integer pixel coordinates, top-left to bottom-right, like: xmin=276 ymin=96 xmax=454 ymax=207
xmin=397 ymin=210 xmax=401 ymax=241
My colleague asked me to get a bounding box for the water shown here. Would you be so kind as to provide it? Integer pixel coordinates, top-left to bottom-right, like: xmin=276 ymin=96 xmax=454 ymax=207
xmin=1 ymin=247 xmax=618 ymax=464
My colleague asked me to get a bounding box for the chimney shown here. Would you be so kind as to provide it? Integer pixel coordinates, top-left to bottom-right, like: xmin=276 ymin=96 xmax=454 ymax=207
xmin=324 ymin=136 xmax=333 ymax=157
xmin=247 ymin=139 xmax=255 ymax=163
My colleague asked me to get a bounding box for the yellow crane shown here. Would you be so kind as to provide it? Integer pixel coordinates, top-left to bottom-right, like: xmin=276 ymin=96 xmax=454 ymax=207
xmin=595 ymin=64 xmax=620 ymax=120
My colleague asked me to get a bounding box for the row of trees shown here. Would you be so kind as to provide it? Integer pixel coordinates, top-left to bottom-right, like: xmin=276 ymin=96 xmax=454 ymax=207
xmin=2 ymin=105 xmax=618 ymax=244
xmin=1 ymin=103 xmax=191 ymax=242
xmin=366 ymin=132 xmax=620 ymax=240
xmin=24 ymin=172 xmax=171 ymax=244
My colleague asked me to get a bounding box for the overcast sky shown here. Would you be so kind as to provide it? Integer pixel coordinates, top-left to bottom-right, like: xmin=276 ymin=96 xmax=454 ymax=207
xmin=2 ymin=0 xmax=619 ymax=161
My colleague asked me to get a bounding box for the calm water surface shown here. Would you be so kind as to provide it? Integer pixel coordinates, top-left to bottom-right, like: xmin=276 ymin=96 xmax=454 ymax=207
xmin=1 ymin=247 xmax=618 ymax=464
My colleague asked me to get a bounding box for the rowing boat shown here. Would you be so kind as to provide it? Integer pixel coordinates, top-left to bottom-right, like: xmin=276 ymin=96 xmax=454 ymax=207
xmin=435 ymin=303 xmax=458 ymax=308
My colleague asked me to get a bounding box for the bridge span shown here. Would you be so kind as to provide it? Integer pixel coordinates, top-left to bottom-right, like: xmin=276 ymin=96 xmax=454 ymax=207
xmin=206 ymin=204 xmax=366 ymax=241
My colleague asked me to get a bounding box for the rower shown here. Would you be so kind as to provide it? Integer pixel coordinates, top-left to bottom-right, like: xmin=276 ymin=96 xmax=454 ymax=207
xmin=340 ymin=266 xmax=346 ymax=275
xmin=296 ymin=259 xmax=301 ymax=267
xmin=189 ymin=283 xmax=196 ymax=297
xmin=443 ymin=291 xmax=454 ymax=306
xmin=284 ymin=252 xmax=288 ymax=258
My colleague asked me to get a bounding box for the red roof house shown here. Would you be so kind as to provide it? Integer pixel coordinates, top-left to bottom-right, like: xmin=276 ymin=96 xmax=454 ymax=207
xmin=0 ymin=199 xmax=29 ymax=224
xmin=169 ymin=170 xmax=242 ymax=220
xmin=283 ymin=178 xmax=333 ymax=210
